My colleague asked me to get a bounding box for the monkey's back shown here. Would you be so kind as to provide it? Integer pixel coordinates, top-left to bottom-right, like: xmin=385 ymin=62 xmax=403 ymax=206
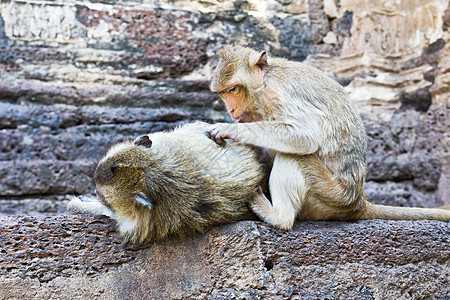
xmin=136 ymin=123 xmax=263 ymax=241
xmin=268 ymin=58 xmax=368 ymax=196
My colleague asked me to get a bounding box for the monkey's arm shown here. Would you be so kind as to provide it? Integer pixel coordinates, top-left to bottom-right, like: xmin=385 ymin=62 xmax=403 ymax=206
xmin=67 ymin=195 xmax=115 ymax=218
xmin=208 ymin=120 xmax=324 ymax=154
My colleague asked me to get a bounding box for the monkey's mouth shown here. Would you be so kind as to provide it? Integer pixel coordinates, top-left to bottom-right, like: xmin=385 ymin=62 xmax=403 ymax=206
xmin=233 ymin=113 xmax=246 ymax=123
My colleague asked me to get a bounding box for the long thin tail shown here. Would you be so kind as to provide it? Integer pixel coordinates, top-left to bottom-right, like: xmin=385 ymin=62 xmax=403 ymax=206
xmin=362 ymin=201 xmax=450 ymax=221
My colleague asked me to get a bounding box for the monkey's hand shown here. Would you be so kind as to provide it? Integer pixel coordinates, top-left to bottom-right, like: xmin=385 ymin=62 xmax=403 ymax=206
xmin=207 ymin=123 xmax=239 ymax=144
xmin=67 ymin=195 xmax=115 ymax=218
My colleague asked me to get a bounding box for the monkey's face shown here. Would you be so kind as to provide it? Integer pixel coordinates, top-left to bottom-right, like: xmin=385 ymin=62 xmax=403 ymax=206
xmin=211 ymin=45 xmax=269 ymax=123
xmin=218 ymin=85 xmax=246 ymax=121
xmin=218 ymin=85 xmax=265 ymax=123
xmin=93 ymin=142 xmax=153 ymax=218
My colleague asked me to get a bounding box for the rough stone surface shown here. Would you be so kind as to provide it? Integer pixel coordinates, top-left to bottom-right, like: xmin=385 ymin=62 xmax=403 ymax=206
xmin=0 ymin=216 xmax=448 ymax=299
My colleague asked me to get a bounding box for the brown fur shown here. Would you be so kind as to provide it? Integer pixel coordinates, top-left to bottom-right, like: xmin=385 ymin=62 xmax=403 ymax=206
xmin=68 ymin=122 xmax=264 ymax=244
xmin=208 ymin=45 xmax=450 ymax=228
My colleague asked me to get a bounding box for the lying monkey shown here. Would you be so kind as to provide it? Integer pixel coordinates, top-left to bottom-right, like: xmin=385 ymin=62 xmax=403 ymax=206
xmin=68 ymin=122 xmax=264 ymax=244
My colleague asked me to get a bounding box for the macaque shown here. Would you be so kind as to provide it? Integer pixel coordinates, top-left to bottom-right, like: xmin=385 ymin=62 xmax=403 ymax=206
xmin=68 ymin=122 xmax=264 ymax=243
xmin=208 ymin=45 xmax=450 ymax=229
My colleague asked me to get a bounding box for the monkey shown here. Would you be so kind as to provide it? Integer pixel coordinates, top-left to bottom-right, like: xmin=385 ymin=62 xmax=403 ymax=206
xmin=67 ymin=122 xmax=265 ymax=244
xmin=207 ymin=45 xmax=450 ymax=229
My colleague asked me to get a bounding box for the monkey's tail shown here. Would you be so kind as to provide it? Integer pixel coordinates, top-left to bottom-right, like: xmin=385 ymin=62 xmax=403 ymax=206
xmin=361 ymin=201 xmax=450 ymax=221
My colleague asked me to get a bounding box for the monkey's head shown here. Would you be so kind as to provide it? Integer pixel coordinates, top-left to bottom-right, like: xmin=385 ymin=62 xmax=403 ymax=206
xmin=92 ymin=136 xmax=155 ymax=234
xmin=210 ymin=45 xmax=269 ymax=123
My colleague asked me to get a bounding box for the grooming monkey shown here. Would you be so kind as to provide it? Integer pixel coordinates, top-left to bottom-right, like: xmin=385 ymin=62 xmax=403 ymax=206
xmin=208 ymin=45 xmax=450 ymax=229
xmin=68 ymin=122 xmax=264 ymax=243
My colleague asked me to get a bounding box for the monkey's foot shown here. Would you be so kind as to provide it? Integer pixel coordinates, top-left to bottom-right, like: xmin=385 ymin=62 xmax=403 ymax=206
xmin=249 ymin=187 xmax=294 ymax=230
xmin=248 ymin=187 xmax=273 ymax=221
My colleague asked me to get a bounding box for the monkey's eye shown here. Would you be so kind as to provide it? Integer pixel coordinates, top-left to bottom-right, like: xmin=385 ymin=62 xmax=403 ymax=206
xmin=226 ymin=86 xmax=239 ymax=94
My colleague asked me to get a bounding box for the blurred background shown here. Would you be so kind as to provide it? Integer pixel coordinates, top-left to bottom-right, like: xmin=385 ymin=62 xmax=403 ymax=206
xmin=0 ymin=0 xmax=448 ymax=216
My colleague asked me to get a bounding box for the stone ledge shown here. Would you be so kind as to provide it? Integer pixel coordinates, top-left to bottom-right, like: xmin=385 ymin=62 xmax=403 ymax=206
xmin=1 ymin=215 xmax=448 ymax=299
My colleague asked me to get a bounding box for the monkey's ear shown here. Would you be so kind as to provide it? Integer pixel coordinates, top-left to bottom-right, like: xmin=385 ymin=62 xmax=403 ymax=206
xmin=135 ymin=135 xmax=153 ymax=148
xmin=133 ymin=193 xmax=152 ymax=208
xmin=252 ymin=51 xmax=269 ymax=75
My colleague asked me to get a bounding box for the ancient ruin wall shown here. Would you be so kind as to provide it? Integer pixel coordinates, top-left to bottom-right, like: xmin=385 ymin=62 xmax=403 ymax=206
xmin=0 ymin=0 xmax=448 ymax=213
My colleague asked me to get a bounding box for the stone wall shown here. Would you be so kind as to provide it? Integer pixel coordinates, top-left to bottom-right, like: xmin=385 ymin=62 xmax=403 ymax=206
xmin=1 ymin=216 xmax=449 ymax=299
xmin=0 ymin=0 xmax=449 ymax=214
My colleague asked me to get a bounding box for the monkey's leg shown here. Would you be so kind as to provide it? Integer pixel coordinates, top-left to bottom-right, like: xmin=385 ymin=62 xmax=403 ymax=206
xmin=249 ymin=153 xmax=305 ymax=230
